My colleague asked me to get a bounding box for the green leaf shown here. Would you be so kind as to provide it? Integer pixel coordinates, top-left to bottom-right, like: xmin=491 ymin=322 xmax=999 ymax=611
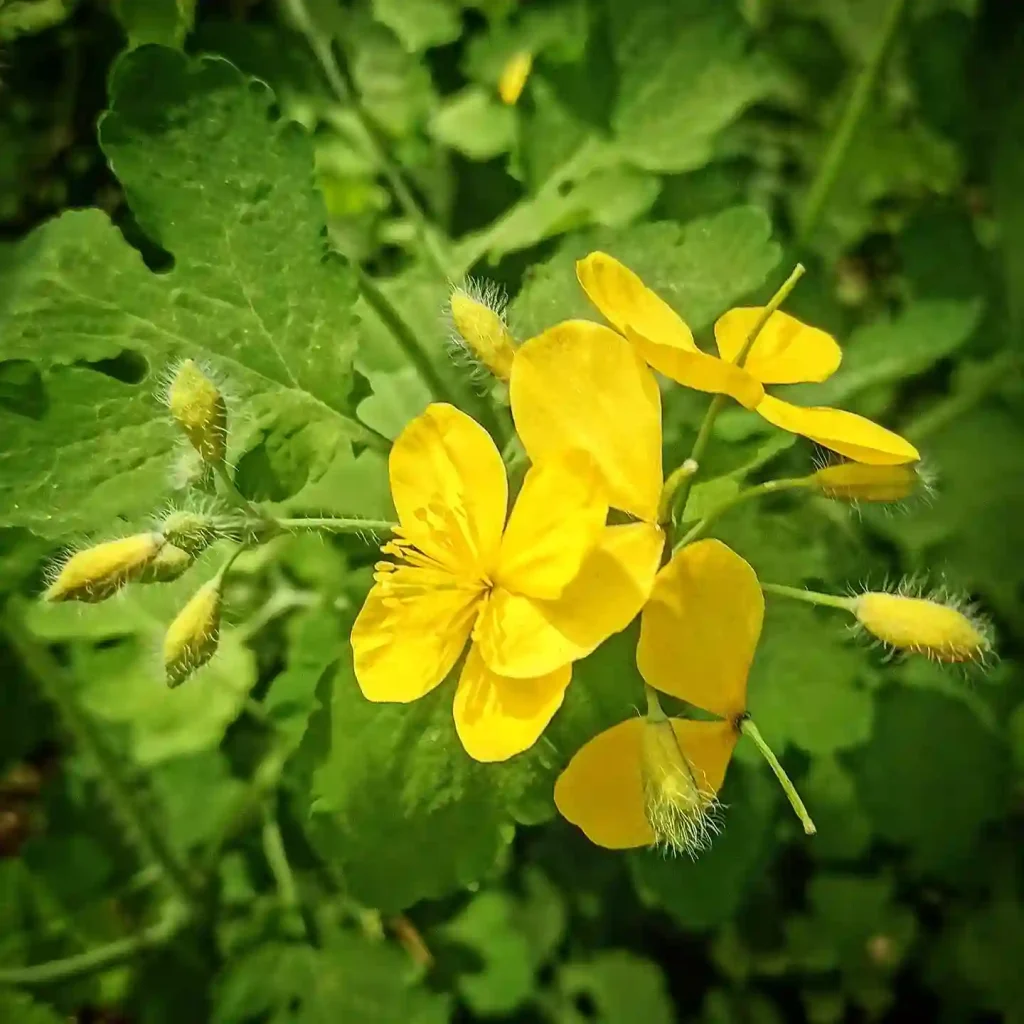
xmin=372 ymin=0 xmax=462 ymax=53
xmin=853 ymin=687 xmax=1011 ymax=873
xmin=0 ymin=990 xmax=65 ymax=1024
xmin=429 ymin=87 xmax=516 ymax=161
xmin=310 ymin=644 xmax=519 ymax=911
xmin=629 ymin=763 xmax=777 ymax=930
xmin=113 ymin=0 xmax=197 ymax=48
xmin=952 ymin=898 xmax=1024 ymax=1019
xmin=0 ymin=47 xmax=368 ymax=536
xmin=0 ymin=0 xmax=74 ymax=41
xmin=511 ymin=206 xmax=781 ymax=340
xmin=608 ymin=0 xmax=783 ymax=174
xmin=802 ymin=756 xmax=871 ymax=862
xmin=213 ymin=933 xmax=451 ymax=1024
xmin=560 ymin=951 xmax=674 ymax=1024
xmin=747 ymin=604 xmax=874 ymax=756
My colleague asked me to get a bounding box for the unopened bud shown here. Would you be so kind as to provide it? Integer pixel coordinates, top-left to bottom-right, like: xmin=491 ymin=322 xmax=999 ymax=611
xmin=44 ymin=533 xmax=164 ymax=603
xmin=140 ymin=544 xmax=195 ymax=584
xmin=811 ymin=462 xmax=922 ymax=503
xmin=640 ymin=717 xmax=719 ymax=857
xmin=159 ymin=510 xmax=217 ymax=554
xmin=166 ymin=360 xmax=227 ymax=464
xmin=498 ymin=51 xmax=532 ymax=105
xmin=164 ymin=578 xmax=223 ymax=687
xmin=448 ymin=283 xmax=517 ymax=381
xmin=853 ymin=591 xmax=992 ymax=664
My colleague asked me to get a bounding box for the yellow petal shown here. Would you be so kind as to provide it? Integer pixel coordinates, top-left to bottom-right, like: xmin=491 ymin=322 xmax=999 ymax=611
xmin=554 ymin=717 xmax=653 ymax=849
xmin=637 ymin=538 xmax=763 ymax=718
xmin=510 ymin=321 xmax=663 ymax=521
xmin=498 ymin=50 xmax=532 ymax=105
xmin=714 ymin=308 xmax=842 ymax=384
xmin=669 ymin=719 xmax=738 ymax=796
xmin=624 ymin=328 xmax=765 ymax=409
xmin=389 ymin=403 xmax=508 ymax=576
xmin=496 ymin=451 xmax=608 ymax=600
xmin=576 ymin=252 xmax=698 ymax=352
xmin=351 ymin=579 xmax=480 ymax=702
xmin=453 ymin=643 xmax=571 ymax=762
xmin=478 ymin=522 xmax=665 ymax=678
xmin=755 ymin=394 xmax=920 ymax=465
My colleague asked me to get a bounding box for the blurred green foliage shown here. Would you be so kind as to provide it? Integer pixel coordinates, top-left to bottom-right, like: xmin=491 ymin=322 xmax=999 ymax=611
xmin=0 ymin=0 xmax=1022 ymax=1022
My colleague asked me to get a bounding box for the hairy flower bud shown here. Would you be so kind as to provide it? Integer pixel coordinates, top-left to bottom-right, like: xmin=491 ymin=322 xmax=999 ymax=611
xmin=159 ymin=510 xmax=217 ymax=554
xmin=164 ymin=578 xmax=223 ymax=687
xmin=166 ymin=360 xmax=227 ymax=465
xmin=498 ymin=50 xmax=532 ymax=105
xmin=639 ymin=717 xmax=720 ymax=857
xmin=810 ymin=462 xmax=921 ymax=504
xmin=448 ymin=282 xmax=517 ymax=381
xmin=853 ymin=591 xmax=992 ymax=664
xmin=44 ymin=533 xmax=165 ymax=603
xmin=140 ymin=544 xmax=195 ymax=584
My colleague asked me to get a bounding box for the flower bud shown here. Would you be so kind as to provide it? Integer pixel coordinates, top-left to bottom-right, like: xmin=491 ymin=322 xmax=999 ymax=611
xmin=166 ymin=360 xmax=227 ymax=465
xmin=159 ymin=510 xmax=217 ymax=554
xmin=44 ymin=533 xmax=164 ymax=603
xmin=810 ymin=463 xmax=921 ymax=503
xmin=639 ymin=717 xmax=719 ymax=856
xmin=498 ymin=50 xmax=532 ymax=105
xmin=853 ymin=591 xmax=992 ymax=663
xmin=164 ymin=578 xmax=223 ymax=687
xmin=448 ymin=283 xmax=517 ymax=381
xmin=140 ymin=544 xmax=195 ymax=584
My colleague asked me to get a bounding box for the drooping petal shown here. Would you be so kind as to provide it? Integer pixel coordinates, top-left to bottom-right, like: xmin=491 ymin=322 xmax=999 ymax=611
xmin=389 ymin=403 xmax=508 ymax=577
xmin=453 ymin=643 xmax=571 ymax=762
xmin=351 ymin=577 xmax=480 ymax=702
xmin=714 ymin=308 xmax=842 ymax=384
xmin=496 ymin=451 xmax=608 ymax=600
xmin=669 ymin=719 xmax=739 ymax=796
xmin=637 ymin=539 xmax=763 ymax=718
xmin=553 ymin=717 xmax=653 ymax=849
xmin=575 ymin=251 xmax=764 ymax=409
xmin=576 ymin=252 xmax=697 ymax=352
xmin=755 ymin=394 xmax=920 ymax=465
xmin=478 ymin=522 xmax=665 ymax=678
xmin=510 ymin=321 xmax=663 ymax=522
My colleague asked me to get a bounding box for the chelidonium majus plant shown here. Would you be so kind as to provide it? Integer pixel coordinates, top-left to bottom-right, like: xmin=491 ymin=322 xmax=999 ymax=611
xmin=43 ymin=256 xmax=994 ymax=859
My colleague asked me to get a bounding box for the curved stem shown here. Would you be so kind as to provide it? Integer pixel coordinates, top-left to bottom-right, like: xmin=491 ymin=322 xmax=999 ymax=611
xmin=761 ymin=581 xmax=855 ymax=612
xmin=670 ymin=264 xmax=807 ymax=522
xmin=674 ymin=477 xmax=811 ymax=551
xmin=282 ymin=0 xmax=453 ymax=280
xmin=3 ymin=613 xmax=201 ymax=913
xmin=740 ymin=718 xmax=816 ymax=836
xmin=272 ymin=516 xmax=396 ymax=536
xmin=795 ymin=0 xmax=910 ymax=246
xmin=0 ymin=908 xmax=185 ymax=987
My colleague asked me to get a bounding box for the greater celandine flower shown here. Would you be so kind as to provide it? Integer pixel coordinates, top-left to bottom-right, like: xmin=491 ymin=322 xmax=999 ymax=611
xmin=575 ymin=253 xmax=919 ymax=466
xmin=555 ymin=540 xmax=775 ymax=854
xmin=351 ymin=402 xmax=662 ymax=762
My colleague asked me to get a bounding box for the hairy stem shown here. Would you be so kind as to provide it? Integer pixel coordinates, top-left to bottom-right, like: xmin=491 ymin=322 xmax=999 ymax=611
xmin=272 ymin=516 xmax=397 ymax=535
xmin=761 ymin=581 xmax=855 ymax=612
xmin=740 ymin=718 xmax=816 ymax=836
xmin=795 ymin=0 xmax=910 ymax=246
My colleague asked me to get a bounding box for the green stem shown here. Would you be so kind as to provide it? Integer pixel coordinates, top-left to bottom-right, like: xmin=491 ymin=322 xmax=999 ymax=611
xmin=261 ymin=804 xmax=310 ymax=939
xmin=644 ymin=683 xmax=668 ymax=722
xmin=282 ymin=0 xmax=453 ymax=280
xmin=3 ymin=613 xmax=201 ymax=913
xmin=670 ymin=264 xmax=807 ymax=521
xmin=0 ymin=905 xmax=186 ymax=987
xmin=213 ymin=462 xmax=261 ymax=517
xmin=273 ymin=516 xmax=396 ymax=535
xmin=740 ymin=718 xmax=816 ymax=836
xmin=795 ymin=0 xmax=910 ymax=246
xmin=674 ymin=477 xmax=811 ymax=551
xmin=761 ymin=581 xmax=855 ymax=612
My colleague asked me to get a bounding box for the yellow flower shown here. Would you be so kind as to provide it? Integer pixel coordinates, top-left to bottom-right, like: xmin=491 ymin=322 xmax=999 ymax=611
xmin=509 ymin=318 xmax=667 ymax=572
xmin=555 ymin=540 xmax=763 ymax=850
xmin=351 ymin=403 xmax=661 ymax=763
xmin=575 ymin=253 xmax=919 ymax=466
xmin=498 ymin=51 xmax=532 ymax=105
